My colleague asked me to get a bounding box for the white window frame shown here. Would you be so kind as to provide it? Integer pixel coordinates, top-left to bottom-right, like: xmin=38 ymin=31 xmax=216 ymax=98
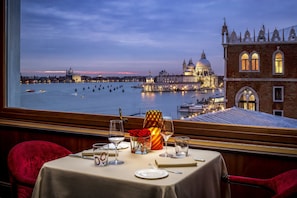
xmin=273 ymin=86 xmax=284 ymax=102
xmin=273 ymin=110 xmax=283 ymax=116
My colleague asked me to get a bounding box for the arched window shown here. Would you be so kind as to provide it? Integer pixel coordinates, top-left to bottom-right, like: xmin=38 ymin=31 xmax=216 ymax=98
xmin=235 ymin=87 xmax=259 ymax=111
xmin=273 ymin=50 xmax=284 ymax=75
xmin=251 ymin=53 xmax=259 ymax=71
xmin=240 ymin=52 xmax=260 ymax=72
xmin=240 ymin=53 xmax=249 ymax=71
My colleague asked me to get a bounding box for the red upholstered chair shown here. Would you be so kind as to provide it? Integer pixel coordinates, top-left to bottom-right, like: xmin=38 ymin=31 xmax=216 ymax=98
xmin=222 ymin=169 xmax=297 ymax=198
xmin=7 ymin=140 xmax=72 ymax=198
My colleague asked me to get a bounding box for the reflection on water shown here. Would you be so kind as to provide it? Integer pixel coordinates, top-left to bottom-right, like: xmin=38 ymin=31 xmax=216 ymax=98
xmin=20 ymin=82 xmax=220 ymax=119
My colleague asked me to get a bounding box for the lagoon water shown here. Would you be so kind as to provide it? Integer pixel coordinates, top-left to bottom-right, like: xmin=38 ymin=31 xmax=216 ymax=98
xmin=20 ymin=82 xmax=219 ymax=119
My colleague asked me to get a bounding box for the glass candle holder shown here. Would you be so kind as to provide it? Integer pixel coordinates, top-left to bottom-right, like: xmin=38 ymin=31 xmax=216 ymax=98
xmin=130 ymin=135 xmax=151 ymax=154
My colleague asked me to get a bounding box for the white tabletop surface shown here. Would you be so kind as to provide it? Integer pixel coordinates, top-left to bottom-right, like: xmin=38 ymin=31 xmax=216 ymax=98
xmin=32 ymin=142 xmax=230 ymax=198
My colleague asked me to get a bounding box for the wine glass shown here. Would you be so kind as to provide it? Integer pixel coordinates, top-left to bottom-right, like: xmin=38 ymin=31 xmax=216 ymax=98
xmin=108 ymin=120 xmax=125 ymax=165
xmin=159 ymin=116 xmax=174 ymax=157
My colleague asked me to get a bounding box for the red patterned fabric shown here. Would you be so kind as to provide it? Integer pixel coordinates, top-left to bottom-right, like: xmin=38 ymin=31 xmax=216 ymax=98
xmin=8 ymin=140 xmax=71 ymax=198
xmin=143 ymin=110 xmax=164 ymax=150
xmin=227 ymin=169 xmax=297 ymax=198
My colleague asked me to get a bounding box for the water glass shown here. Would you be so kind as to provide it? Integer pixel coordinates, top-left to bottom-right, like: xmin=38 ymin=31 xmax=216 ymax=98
xmin=174 ymin=136 xmax=190 ymax=157
xmin=93 ymin=143 xmax=109 ymax=167
xmin=108 ymin=120 xmax=125 ymax=165
xmin=159 ymin=116 xmax=174 ymax=157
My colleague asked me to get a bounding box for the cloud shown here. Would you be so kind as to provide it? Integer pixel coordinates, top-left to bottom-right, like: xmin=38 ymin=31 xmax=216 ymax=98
xmin=21 ymin=0 xmax=297 ymax=76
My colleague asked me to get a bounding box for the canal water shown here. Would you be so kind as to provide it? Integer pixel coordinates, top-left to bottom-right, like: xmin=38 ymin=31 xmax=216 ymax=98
xmin=20 ymin=82 xmax=221 ymax=119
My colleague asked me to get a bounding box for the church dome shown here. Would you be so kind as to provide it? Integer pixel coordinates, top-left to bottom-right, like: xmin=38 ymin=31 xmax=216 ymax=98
xmin=195 ymin=51 xmax=213 ymax=75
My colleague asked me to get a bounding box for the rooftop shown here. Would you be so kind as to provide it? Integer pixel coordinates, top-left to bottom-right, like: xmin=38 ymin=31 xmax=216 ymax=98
xmin=185 ymin=107 xmax=297 ymax=129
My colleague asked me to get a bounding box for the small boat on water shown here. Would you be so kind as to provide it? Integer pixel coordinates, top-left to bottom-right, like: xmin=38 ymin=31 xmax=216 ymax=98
xmin=131 ymin=84 xmax=143 ymax=89
xmin=25 ymin=89 xmax=35 ymax=93
xmin=178 ymin=103 xmax=206 ymax=113
xmin=178 ymin=103 xmax=195 ymax=112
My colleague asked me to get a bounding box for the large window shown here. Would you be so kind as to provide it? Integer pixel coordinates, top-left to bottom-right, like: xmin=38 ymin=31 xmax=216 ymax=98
xmin=2 ymin=0 xmax=297 ymax=132
xmin=9 ymin=0 xmax=232 ymax=120
xmin=2 ymin=0 xmax=297 ymax=157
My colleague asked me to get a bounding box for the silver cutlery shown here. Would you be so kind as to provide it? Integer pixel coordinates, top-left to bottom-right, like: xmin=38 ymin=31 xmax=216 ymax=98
xmin=68 ymin=153 xmax=93 ymax=160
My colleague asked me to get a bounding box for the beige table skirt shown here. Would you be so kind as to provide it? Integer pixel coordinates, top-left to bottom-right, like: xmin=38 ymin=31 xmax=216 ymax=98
xmin=32 ymin=143 xmax=230 ymax=198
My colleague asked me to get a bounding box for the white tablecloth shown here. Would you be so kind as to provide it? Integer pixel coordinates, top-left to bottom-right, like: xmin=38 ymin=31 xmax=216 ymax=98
xmin=32 ymin=143 xmax=230 ymax=198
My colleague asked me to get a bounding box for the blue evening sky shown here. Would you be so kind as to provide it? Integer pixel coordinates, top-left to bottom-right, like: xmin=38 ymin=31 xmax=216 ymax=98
xmin=20 ymin=0 xmax=297 ymax=77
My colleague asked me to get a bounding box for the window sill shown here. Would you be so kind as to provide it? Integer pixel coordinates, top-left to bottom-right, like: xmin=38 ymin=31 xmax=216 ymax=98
xmin=1 ymin=118 xmax=296 ymax=158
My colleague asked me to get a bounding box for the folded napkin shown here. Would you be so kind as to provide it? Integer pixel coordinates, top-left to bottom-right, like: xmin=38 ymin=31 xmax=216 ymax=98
xmin=155 ymin=157 xmax=197 ymax=168
xmin=82 ymin=150 xmax=116 ymax=157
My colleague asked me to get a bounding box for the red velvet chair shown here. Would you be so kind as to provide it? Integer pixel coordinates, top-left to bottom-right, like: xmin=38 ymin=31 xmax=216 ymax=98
xmin=7 ymin=140 xmax=72 ymax=198
xmin=223 ymin=169 xmax=297 ymax=198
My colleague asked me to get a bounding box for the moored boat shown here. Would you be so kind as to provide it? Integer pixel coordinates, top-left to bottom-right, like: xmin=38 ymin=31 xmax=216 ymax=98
xmin=25 ymin=89 xmax=35 ymax=92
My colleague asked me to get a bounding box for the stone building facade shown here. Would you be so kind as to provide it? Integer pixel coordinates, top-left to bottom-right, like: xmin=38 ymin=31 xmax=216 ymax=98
xmin=222 ymin=20 xmax=297 ymax=119
xmin=182 ymin=51 xmax=218 ymax=89
xmin=143 ymin=51 xmax=218 ymax=92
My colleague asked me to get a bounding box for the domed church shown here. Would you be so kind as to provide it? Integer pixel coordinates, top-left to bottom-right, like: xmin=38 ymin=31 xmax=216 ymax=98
xmin=182 ymin=51 xmax=218 ymax=88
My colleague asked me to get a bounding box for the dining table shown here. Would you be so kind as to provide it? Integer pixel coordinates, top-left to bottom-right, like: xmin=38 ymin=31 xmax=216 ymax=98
xmin=31 ymin=142 xmax=230 ymax=198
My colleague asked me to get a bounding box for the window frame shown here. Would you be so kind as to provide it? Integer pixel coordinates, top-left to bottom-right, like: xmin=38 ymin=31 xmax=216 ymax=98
xmin=273 ymin=50 xmax=284 ymax=75
xmin=273 ymin=86 xmax=284 ymax=102
xmin=273 ymin=110 xmax=283 ymax=117
xmin=240 ymin=52 xmax=249 ymax=71
xmin=239 ymin=51 xmax=260 ymax=72
xmin=1 ymin=0 xmax=297 ymax=157
xmin=235 ymin=86 xmax=258 ymax=111
xmin=250 ymin=52 xmax=260 ymax=71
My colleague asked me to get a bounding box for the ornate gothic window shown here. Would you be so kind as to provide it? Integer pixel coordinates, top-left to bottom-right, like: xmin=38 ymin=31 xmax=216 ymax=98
xmin=240 ymin=53 xmax=249 ymax=71
xmin=240 ymin=52 xmax=260 ymax=72
xmin=273 ymin=49 xmax=284 ymax=75
xmin=236 ymin=87 xmax=258 ymax=111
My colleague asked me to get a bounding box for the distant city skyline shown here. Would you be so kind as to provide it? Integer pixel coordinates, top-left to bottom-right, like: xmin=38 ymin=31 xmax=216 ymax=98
xmin=20 ymin=0 xmax=297 ymax=77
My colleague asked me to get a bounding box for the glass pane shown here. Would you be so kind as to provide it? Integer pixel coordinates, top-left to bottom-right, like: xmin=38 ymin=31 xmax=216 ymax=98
xmin=15 ymin=0 xmax=223 ymax=120
xmin=241 ymin=53 xmax=249 ymax=70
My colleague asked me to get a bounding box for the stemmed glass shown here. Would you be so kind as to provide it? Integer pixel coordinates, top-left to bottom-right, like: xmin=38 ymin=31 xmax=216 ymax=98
xmin=159 ymin=116 xmax=174 ymax=157
xmin=108 ymin=120 xmax=125 ymax=165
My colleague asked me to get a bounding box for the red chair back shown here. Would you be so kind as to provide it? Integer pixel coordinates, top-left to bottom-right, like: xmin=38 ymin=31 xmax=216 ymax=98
xmin=7 ymin=140 xmax=71 ymax=198
xmin=270 ymin=169 xmax=297 ymax=198
xmin=224 ymin=169 xmax=297 ymax=198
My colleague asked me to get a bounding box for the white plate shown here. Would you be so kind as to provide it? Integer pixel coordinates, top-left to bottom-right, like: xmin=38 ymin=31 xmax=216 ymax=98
xmin=135 ymin=169 xmax=169 ymax=179
xmin=104 ymin=142 xmax=129 ymax=150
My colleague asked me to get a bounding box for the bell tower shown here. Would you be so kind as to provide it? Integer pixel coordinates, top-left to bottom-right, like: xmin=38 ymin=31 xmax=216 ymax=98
xmin=221 ymin=18 xmax=229 ymax=44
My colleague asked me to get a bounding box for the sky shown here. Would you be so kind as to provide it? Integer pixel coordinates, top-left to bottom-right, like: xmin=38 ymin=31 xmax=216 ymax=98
xmin=20 ymin=0 xmax=297 ymax=77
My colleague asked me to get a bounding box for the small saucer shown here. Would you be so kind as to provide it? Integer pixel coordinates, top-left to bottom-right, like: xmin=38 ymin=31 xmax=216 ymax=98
xmin=135 ymin=169 xmax=168 ymax=179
